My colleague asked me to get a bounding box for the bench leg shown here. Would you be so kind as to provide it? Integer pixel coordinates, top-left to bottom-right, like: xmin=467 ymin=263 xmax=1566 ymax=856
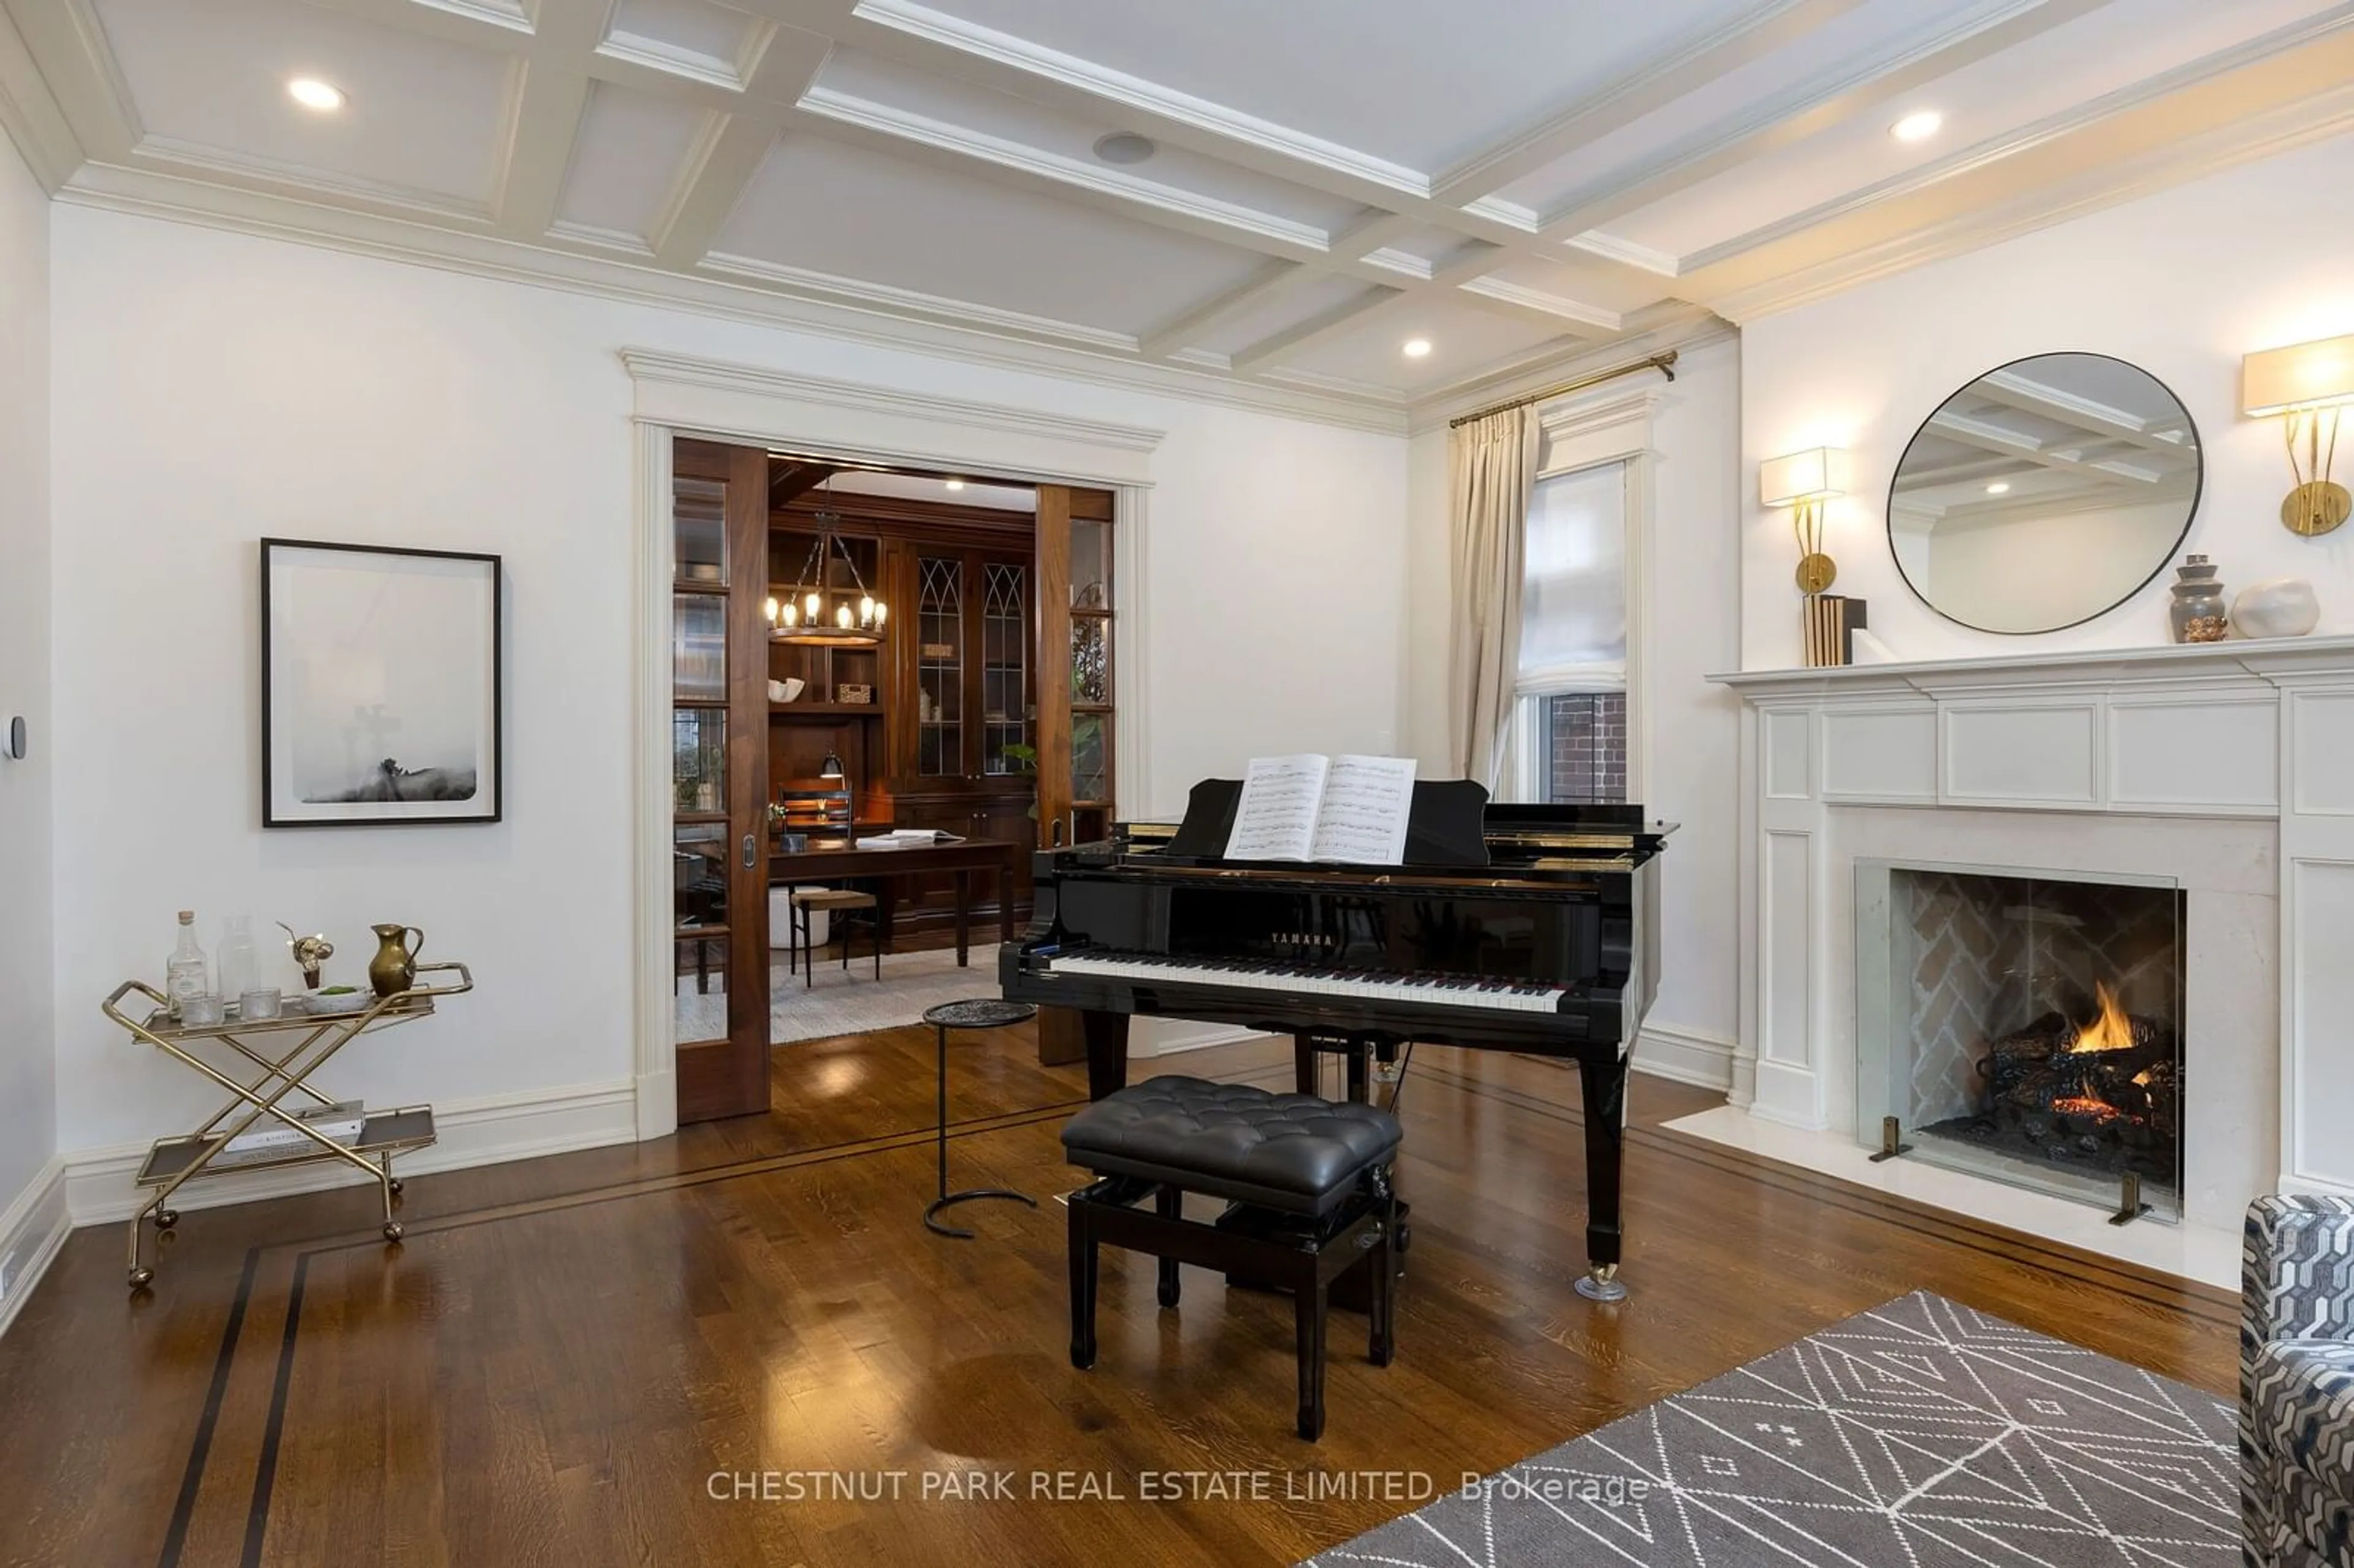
xmin=1368 ymin=1200 xmax=1397 ymax=1368
xmin=1068 ymin=1200 xmax=1099 ymax=1370
xmin=1156 ymin=1186 xmax=1182 ymax=1308
xmin=1295 ymin=1276 xmax=1329 ymax=1441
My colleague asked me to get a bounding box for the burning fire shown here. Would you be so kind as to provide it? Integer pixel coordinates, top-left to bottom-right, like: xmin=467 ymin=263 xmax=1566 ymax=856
xmin=2051 ymin=1094 xmax=2122 ymax=1123
xmin=2067 ymin=981 xmax=2136 ymax=1054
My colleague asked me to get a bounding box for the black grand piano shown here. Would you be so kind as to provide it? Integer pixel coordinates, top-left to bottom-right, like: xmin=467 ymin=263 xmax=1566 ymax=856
xmin=1000 ymin=779 xmax=1671 ymax=1302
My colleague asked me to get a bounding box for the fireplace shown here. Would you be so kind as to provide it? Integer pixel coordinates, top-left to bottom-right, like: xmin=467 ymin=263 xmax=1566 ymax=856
xmin=1856 ymin=862 xmax=2186 ymax=1222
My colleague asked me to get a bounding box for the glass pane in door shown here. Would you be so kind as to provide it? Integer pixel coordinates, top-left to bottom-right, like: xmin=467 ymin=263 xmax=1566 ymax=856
xmin=675 ymin=478 xmax=728 ymax=583
xmin=673 ymin=593 xmax=726 ymax=701
xmin=918 ymin=555 xmax=963 ymax=776
xmin=982 ymin=562 xmax=1028 ymax=774
xmin=672 ymin=709 xmax=725 ymax=815
xmin=1070 ymin=617 xmax=1108 ymax=705
xmin=1070 ymin=520 xmax=1109 ymax=609
xmin=1072 ymin=713 xmax=1110 ymax=804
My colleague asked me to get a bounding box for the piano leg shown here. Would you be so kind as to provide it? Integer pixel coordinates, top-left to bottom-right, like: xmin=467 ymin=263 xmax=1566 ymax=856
xmin=1573 ymin=1052 xmax=1631 ymax=1303
xmin=1083 ymin=1010 xmax=1131 ymax=1102
xmin=1292 ymin=1034 xmax=1316 ymax=1095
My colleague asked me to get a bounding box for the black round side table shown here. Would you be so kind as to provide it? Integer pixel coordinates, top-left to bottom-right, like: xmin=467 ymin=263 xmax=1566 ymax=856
xmin=921 ymin=999 xmax=1039 ymax=1238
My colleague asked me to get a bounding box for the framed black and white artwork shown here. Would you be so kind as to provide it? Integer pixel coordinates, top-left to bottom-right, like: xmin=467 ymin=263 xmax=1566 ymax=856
xmin=261 ymin=539 xmax=503 ymax=827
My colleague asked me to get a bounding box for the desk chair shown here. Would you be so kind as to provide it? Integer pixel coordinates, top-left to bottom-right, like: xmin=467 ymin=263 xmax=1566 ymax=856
xmin=789 ymin=887 xmax=880 ymax=984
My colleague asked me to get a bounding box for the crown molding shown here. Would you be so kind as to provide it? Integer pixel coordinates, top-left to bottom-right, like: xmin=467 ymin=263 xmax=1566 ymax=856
xmin=1406 ymin=306 xmax=1732 ymax=434
xmin=619 ymin=348 xmax=1168 ymax=454
xmin=1705 ymin=75 xmax=2354 ymax=322
xmin=848 ymin=0 xmax=1431 ymax=200
xmin=53 ymin=159 xmax=1412 ymax=436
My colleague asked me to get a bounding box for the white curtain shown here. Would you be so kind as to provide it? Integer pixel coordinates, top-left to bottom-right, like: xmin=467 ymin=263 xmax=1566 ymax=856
xmin=1447 ymin=407 xmax=1541 ymax=788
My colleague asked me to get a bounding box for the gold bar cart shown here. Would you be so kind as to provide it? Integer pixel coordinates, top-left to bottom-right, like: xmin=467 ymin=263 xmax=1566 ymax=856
xmin=100 ymin=961 xmax=473 ymax=1290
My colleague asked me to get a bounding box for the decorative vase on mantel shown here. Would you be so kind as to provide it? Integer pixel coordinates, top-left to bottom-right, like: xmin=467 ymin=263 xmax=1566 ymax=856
xmin=2168 ymin=555 xmax=2229 ymax=644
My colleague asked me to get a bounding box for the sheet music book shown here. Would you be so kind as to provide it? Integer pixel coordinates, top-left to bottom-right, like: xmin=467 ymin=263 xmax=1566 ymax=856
xmin=1224 ymin=754 xmax=1419 ymax=864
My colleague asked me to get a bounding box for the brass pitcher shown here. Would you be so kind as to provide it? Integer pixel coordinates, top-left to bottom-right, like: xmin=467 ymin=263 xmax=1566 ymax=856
xmin=368 ymin=924 xmax=425 ymax=998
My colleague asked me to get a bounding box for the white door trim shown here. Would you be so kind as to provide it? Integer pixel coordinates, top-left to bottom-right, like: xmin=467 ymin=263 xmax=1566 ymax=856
xmin=625 ymin=349 xmax=1165 ymax=1137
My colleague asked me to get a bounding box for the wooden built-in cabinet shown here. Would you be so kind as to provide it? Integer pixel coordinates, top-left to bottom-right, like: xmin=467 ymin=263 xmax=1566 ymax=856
xmin=767 ymin=490 xmax=1042 ymax=929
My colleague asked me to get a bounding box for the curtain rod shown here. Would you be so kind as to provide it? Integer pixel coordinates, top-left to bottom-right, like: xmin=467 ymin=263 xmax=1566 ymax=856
xmin=1447 ymin=349 xmax=1679 ymax=430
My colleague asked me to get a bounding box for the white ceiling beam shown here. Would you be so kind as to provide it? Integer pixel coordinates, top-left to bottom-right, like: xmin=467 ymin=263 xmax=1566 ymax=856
xmin=1130 ymin=210 xmax=1426 ymax=360
xmin=1677 ymin=2 xmax=2354 ymax=278
xmin=1926 ymin=409 xmax=2162 ymax=487
xmin=297 ymin=0 xmax=533 ymax=53
xmin=1136 ymin=259 xmax=1312 ymax=359
xmin=489 ymin=0 xmax=605 ymax=239
xmin=1430 ymin=0 xmax=1864 ymax=205
xmin=1228 ymin=284 xmax=1410 ymax=373
xmin=1537 ymin=0 xmax=2120 ymax=239
xmin=1968 ymin=372 xmax=2196 ymax=459
xmin=648 ymin=27 xmax=832 ymax=266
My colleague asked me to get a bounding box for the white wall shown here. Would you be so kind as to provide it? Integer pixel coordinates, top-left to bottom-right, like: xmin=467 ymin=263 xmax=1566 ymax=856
xmin=0 ymin=129 xmax=56 ymax=1257
xmin=47 ymin=205 xmax=1406 ymax=1158
xmin=1403 ymin=335 xmax=1743 ymax=1077
xmin=1742 ymin=129 xmax=2354 ymax=669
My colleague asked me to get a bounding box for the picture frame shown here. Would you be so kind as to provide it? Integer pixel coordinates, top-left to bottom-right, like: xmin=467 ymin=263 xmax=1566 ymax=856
xmin=261 ymin=539 xmax=503 ymax=828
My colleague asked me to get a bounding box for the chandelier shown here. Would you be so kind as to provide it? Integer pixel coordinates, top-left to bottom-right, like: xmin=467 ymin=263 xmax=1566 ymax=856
xmin=768 ymin=483 xmax=886 ymax=647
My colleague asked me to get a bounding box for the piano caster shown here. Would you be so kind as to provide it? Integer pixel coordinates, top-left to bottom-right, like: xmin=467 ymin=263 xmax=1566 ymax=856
xmin=1574 ymin=1263 xmax=1627 ymax=1304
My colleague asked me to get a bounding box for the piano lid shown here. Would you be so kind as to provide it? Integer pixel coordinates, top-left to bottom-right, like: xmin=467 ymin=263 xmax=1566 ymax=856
xmin=1115 ymin=779 xmax=1674 ymax=873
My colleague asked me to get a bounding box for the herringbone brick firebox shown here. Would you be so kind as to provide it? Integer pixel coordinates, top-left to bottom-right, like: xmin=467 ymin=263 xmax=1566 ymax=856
xmin=1861 ymin=864 xmax=2185 ymax=1220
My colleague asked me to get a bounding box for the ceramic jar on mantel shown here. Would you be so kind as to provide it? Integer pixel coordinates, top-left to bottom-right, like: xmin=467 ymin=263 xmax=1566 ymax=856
xmin=2231 ymin=576 xmax=2320 ymax=639
xmin=2168 ymin=555 xmax=2230 ymax=644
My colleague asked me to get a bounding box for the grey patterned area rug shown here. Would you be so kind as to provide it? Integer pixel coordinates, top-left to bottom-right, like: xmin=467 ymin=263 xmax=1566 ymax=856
xmin=674 ymin=946 xmax=992 ymax=1046
xmin=1308 ymin=1291 xmax=2237 ymax=1568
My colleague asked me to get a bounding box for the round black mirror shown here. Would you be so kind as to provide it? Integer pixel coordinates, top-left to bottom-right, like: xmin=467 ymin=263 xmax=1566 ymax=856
xmin=1888 ymin=352 xmax=2201 ymax=634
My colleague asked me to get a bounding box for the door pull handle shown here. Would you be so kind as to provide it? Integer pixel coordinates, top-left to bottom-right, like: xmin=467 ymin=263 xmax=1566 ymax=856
xmin=741 ymin=834 xmax=757 ymax=869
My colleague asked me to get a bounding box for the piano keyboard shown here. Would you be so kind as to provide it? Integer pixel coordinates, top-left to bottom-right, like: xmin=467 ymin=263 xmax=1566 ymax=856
xmin=1043 ymin=950 xmax=1575 ymax=1013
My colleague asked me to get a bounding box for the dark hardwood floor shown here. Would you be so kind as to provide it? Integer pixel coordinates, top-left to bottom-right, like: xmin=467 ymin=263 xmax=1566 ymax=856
xmin=0 ymin=1027 xmax=2236 ymax=1568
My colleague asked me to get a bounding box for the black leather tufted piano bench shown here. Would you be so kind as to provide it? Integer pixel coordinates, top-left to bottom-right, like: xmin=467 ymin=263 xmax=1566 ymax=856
xmin=1059 ymin=1075 xmax=1400 ymax=1441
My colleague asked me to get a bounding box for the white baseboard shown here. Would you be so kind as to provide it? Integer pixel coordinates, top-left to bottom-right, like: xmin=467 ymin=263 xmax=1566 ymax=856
xmin=1631 ymin=1023 xmax=1736 ymax=1092
xmin=62 ymin=1078 xmax=639 ymax=1227
xmin=1746 ymin=1059 xmax=1827 ymax=1130
xmin=0 ymin=1157 xmax=69 ymax=1339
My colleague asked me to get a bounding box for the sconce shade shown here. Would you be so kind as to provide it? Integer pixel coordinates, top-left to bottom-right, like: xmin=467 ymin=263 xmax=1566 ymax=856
xmin=1761 ymin=447 xmax=1852 ymax=507
xmin=819 ymin=752 xmax=846 ymax=779
xmin=2244 ymin=334 xmax=2354 ymax=416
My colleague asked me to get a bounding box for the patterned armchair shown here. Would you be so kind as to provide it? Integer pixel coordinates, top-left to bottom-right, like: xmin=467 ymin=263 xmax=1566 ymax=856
xmin=2242 ymin=1194 xmax=2354 ymax=1567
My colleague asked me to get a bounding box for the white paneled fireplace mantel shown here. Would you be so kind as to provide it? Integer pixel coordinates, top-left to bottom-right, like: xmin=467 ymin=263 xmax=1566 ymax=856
xmin=1692 ymin=636 xmax=2354 ymax=1283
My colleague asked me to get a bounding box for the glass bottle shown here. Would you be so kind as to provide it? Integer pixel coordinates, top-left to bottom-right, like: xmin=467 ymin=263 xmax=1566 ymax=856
xmin=216 ymin=915 xmax=258 ymax=1010
xmin=166 ymin=911 xmax=208 ymax=1022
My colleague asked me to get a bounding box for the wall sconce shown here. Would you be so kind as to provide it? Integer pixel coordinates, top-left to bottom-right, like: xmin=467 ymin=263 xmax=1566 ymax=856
xmin=1761 ymin=447 xmax=1852 ymax=593
xmin=2243 ymin=333 xmax=2354 ymax=536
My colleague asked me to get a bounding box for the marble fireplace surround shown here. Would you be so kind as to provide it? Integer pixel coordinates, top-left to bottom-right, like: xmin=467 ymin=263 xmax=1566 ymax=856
xmin=1697 ymin=637 xmax=2354 ymax=1276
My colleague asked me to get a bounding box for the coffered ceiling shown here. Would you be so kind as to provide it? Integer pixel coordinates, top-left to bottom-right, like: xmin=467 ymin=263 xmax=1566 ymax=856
xmin=3 ymin=0 xmax=2352 ymax=425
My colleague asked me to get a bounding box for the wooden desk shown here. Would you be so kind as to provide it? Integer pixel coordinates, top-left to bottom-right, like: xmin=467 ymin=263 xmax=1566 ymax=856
xmin=769 ymin=837 xmax=1022 ymax=966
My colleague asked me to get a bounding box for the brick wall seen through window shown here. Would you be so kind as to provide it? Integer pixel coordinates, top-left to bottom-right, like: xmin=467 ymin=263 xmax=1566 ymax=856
xmin=1544 ymin=692 xmax=1626 ymax=805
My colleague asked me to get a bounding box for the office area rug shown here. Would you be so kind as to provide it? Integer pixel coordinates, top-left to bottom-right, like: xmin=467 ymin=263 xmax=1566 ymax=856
xmin=1306 ymin=1290 xmax=2238 ymax=1567
xmin=674 ymin=946 xmax=997 ymax=1046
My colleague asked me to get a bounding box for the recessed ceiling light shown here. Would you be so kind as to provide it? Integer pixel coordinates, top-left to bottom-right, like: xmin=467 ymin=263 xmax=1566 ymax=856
xmin=1403 ymin=338 xmax=1433 ymax=359
xmin=1092 ymin=131 xmax=1157 ymax=166
xmin=943 ymin=478 xmax=965 ymax=491
xmin=288 ymin=77 xmax=346 ymax=112
xmin=1891 ymin=110 xmax=1942 ymax=143
xmin=1985 ymin=481 xmax=2011 ymax=495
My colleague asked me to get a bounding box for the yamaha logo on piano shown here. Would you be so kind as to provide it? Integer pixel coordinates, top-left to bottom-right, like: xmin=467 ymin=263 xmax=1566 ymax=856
xmin=1271 ymin=932 xmax=1338 ymax=951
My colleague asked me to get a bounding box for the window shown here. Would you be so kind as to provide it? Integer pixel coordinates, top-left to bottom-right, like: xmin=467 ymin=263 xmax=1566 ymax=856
xmin=1511 ymin=461 xmax=1629 ymax=805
